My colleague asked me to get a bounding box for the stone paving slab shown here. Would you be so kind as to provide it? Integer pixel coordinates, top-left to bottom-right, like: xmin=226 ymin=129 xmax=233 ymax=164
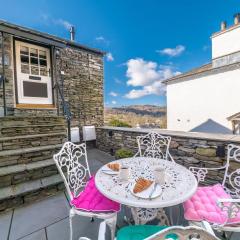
xmin=19 ymin=229 xmax=46 ymax=240
xmin=2 ymin=149 xmax=240 ymax=239
xmin=0 ymin=210 xmax=12 ymax=240
xmin=87 ymin=148 xmax=114 ymax=165
xmin=46 ymin=216 xmax=105 ymax=240
xmin=9 ymin=193 xmax=69 ymax=240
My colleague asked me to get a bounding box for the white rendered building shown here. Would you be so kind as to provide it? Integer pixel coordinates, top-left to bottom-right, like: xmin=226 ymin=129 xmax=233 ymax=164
xmin=164 ymin=14 xmax=240 ymax=134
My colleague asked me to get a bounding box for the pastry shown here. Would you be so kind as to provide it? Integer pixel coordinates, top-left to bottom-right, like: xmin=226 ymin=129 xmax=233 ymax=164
xmin=133 ymin=178 xmax=153 ymax=193
xmin=107 ymin=163 xmax=120 ymax=171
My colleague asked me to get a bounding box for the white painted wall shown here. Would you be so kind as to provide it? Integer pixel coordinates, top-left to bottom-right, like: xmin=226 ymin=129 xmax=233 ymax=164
xmin=212 ymin=25 xmax=240 ymax=59
xmin=167 ymin=69 xmax=240 ymax=133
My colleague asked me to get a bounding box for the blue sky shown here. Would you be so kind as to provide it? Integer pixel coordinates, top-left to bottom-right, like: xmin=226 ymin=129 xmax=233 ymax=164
xmin=0 ymin=0 xmax=239 ymax=107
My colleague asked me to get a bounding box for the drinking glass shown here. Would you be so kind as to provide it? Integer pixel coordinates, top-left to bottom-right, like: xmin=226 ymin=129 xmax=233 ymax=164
xmin=154 ymin=167 xmax=165 ymax=185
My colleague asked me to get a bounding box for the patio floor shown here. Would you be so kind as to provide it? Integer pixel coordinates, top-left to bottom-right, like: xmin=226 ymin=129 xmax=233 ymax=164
xmin=0 ymin=148 xmax=239 ymax=240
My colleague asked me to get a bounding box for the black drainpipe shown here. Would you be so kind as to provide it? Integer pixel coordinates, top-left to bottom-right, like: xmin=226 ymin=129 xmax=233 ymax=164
xmin=1 ymin=32 xmax=6 ymax=116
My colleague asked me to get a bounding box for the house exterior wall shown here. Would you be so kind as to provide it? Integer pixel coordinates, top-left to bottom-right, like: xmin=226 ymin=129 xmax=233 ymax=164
xmin=167 ymin=68 xmax=240 ymax=133
xmin=212 ymin=25 xmax=240 ymax=59
xmin=0 ymin=33 xmax=15 ymax=114
xmin=0 ymin=33 xmax=104 ymax=128
xmin=56 ymin=47 xmax=104 ymax=127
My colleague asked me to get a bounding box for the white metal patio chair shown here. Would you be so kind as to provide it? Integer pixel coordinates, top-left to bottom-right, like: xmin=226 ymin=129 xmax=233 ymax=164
xmin=91 ymin=220 xmax=219 ymax=240
xmin=185 ymin=143 xmax=240 ymax=237
xmin=135 ymin=132 xmax=174 ymax=162
xmin=145 ymin=225 xmax=220 ymax=240
xmin=53 ymin=142 xmax=119 ymax=240
xmin=130 ymin=132 xmax=174 ymax=225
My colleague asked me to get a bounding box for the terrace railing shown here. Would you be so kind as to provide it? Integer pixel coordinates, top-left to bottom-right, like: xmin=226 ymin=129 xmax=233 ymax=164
xmin=54 ymin=75 xmax=72 ymax=141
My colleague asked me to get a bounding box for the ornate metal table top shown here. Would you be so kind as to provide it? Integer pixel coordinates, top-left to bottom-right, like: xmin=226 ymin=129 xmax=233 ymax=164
xmin=95 ymin=157 xmax=197 ymax=208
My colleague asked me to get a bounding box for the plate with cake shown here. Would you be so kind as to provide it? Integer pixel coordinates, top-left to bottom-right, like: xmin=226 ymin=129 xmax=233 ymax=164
xmin=101 ymin=163 xmax=120 ymax=175
xmin=129 ymin=178 xmax=162 ymax=199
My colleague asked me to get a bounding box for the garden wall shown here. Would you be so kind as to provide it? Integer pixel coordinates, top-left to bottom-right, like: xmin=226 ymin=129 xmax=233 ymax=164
xmin=96 ymin=126 xmax=240 ymax=184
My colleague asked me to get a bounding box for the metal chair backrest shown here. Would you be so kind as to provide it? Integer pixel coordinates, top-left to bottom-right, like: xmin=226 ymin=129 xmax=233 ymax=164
xmin=136 ymin=132 xmax=174 ymax=161
xmin=53 ymin=142 xmax=91 ymax=200
xmin=222 ymin=144 xmax=240 ymax=198
xmin=145 ymin=226 xmax=220 ymax=240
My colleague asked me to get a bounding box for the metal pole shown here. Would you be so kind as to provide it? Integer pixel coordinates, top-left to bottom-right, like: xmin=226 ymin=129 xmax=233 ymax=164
xmin=67 ymin=118 xmax=71 ymax=141
xmin=1 ymin=32 xmax=6 ymax=116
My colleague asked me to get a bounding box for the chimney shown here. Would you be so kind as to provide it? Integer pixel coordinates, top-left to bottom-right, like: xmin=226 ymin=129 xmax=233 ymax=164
xmin=220 ymin=21 xmax=227 ymax=31
xmin=234 ymin=13 xmax=240 ymax=25
xmin=70 ymin=26 xmax=75 ymax=41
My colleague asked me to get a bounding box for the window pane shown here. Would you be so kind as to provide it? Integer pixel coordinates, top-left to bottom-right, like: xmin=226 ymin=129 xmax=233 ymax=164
xmin=40 ymin=67 xmax=48 ymax=76
xmin=30 ymin=48 xmax=38 ymax=57
xmin=21 ymin=64 xmax=30 ymax=74
xmin=30 ymin=57 xmax=39 ymax=65
xmin=39 ymin=50 xmax=46 ymax=59
xmin=20 ymin=55 xmax=29 ymax=64
xmin=31 ymin=66 xmax=39 ymax=75
xmin=39 ymin=59 xmax=47 ymax=67
xmin=20 ymin=46 xmax=29 ymax=55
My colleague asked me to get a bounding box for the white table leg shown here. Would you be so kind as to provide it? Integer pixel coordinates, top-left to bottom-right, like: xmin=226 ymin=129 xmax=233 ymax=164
xmin=130 ymin=207 xmax=170 ymax=225
xmin=156 ymin=208 xmax=170 ymax=226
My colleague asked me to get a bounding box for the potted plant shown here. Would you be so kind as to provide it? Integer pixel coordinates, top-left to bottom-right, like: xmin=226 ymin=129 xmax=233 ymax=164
xmin=115 ymin=148 xmax=134 ymax=159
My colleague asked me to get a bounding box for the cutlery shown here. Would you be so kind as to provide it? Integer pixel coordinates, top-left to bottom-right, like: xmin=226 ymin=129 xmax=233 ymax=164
xmin=101 ymin=169 xmax=115 ymax=173
xmin=149 ymin=183 xmax=158 ymax=199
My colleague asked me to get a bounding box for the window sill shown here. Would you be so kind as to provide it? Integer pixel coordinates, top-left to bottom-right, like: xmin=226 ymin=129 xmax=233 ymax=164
xmin=16 ymin=104 xmax=56 ymax=109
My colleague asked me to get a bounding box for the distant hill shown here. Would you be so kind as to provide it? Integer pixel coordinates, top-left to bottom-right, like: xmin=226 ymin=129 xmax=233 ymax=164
xmin=105 ymin=105 xmax=167 ymax=128
xmin=106 ymin=105 xmax=166 ymax=117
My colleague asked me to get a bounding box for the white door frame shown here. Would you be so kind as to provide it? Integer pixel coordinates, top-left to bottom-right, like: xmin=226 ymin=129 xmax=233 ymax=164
xmin=15 ymin=40 xmax=53 ymax=104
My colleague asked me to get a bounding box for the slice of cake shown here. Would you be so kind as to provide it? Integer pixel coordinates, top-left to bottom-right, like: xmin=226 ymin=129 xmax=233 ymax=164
xmin=133 ymin=178 xmax=153 ymax=193
xmin=107 ymin=163 xmax=120 ymax=171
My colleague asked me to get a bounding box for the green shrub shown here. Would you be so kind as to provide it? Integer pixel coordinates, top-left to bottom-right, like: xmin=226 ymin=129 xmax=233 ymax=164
xmin=109 ymin=119 xmax=132 ymax=128
xmin=115 ymin=148 xmax=134 ymax=159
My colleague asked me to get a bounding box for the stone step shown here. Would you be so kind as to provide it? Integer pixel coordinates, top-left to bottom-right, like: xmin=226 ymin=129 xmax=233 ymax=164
xmin=0 ymin=116 xmax=65 ymax=126
xmin=0 ymin=159 xmax=59 ymax=187
xmin=0 ymin=115 xmax=66 ymax=137
xmin=0 ymin=133 xmax=66 ymax=151
xmin=0 ymin=144 xmax=63 ymax=167
xmin=0 ymin=123 xmax=66 ymax=137
xmin=0 ymin=174 xmax=64 ymax=211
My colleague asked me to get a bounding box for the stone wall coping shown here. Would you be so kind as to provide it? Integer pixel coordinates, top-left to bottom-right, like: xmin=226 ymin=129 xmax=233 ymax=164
xmin=98 ymin=126 xmax=240 ymax=143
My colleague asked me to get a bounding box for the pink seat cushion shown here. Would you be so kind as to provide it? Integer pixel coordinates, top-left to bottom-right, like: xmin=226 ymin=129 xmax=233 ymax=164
xmin=183 ymin=184 xmax=240 ymax=224
xmin=70 ymin=176 xmax=120 ymax=212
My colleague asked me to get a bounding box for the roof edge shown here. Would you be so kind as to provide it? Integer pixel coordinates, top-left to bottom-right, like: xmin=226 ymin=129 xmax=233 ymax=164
xmin=163 ymin=63 xmax=212 ymax=84
xmin=0 ymin=20 xmax=106 ymax=55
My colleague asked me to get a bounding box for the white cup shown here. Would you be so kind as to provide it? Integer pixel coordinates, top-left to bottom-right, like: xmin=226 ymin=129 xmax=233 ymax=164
xmin=119 ymin=166 xmax=129 ymax=181
xmin=154 ymin=167 xmax=165 ymax=185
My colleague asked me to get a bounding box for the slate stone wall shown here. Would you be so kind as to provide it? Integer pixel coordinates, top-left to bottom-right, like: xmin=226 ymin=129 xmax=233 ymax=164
xmin=0 ymin=33 xmax=104 ymax=128
xmin=96 ymin=127 xmax=240 ymax=185
xmin=0 ymin=33 xmax=14 ymax=113
xmin=56 ymin=47 xmax=104 ymax=128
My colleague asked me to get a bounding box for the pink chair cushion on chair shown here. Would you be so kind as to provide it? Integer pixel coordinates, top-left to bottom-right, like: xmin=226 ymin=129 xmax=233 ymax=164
xmin=70 ymin=176 xmax=120 ymax=212
xmin=183 ymin=184 xmax=240 ymax=224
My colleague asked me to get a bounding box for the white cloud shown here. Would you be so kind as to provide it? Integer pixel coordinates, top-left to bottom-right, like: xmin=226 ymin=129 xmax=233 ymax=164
xmin=112 ymin=100 xmax=117 ymax=105
xmin=203 ymin=45 xmax=210 ymax=51
xmin=106 ymin=52 xmax=114 ymax=62
xmin=40 ymin=14 xmax=72 ymax=31
xmin=125 ymin=58 xmax=181 ymax=99
xmin=157 ymin=45 xmax=185 ymax=57
xmin=109 ymin=91 xmax=118 ymax=97
xmin=126 ymin=58 xmax=160 ymax=87
xmin=95 ymin=36 xmax=109 ymax=45
xmin=96 ymin=36 xmax=105 ymax=41
xmin=114 ymin=78 xmax=122 ymax=84
xmin=54 ymin=19 xmax=72 ymax=30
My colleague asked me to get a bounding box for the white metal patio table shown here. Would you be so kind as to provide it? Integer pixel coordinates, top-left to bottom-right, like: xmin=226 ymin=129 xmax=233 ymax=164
xmin=95 ymin=157 xmax=197 ymax=225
